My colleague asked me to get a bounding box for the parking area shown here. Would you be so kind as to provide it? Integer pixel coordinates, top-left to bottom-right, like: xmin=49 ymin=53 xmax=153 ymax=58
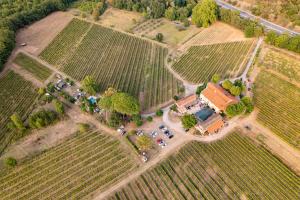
xmin=122 ymin=116 xmax=184 ymax=162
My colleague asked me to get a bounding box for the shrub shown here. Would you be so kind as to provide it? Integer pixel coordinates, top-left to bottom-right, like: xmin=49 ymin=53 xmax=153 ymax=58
xmin=156 ymin=33 xmax=164 ymax=42
xmin=146 ymin=116 xmax=153 ymax=122
xmin=29 ymin=110 xmax=57 ymax=129
xmin=53 ymin=100 xmax=64 ymax=115
xmin=170 ymin=104 xmax=178 ymax=112
xmin=211 ymin=74 xmax=220 ymax=83
xmin=132 ymin=114 xmax=143 ymax=126
xmin=10 ymin=113 xmax=25 ymax=132
xmin=108 ymin=112 xmax=122 ymax=128
xmin=229 ymin=86 xmax=242 ymax=96
xmin=225 ymin=102 xmax=246 ymax=117
xmin=156 ymin=109 xmax=163 ymax=117
xmin=173 ymin=95 xmax=179 ymax=101
xmin=5 ymin=157 xmax=17 ymax=167
xmin=77 ymin=123 xmax=90 ymax=133
xmin=222 ymin=80 xmax=233 ymax=90
xmin=241 ymin=97 xmax=254 ymax=114
xmin=196 ymin=83 xmax=207 ymax=95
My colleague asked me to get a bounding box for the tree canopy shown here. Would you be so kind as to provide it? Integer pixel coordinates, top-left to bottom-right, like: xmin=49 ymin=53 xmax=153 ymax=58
xmin=225 ymin=102 xmax=246 ymax=117
xmin=81 ymin=76 xmax=98 ymax=95
xmin=211 ymin=74 xmax=220 ymax=83
xmin=136 ymin=135 xmax=153 ymax=151
xmin=222 ymin=80 xmax=233 ymax=90
xmin=181 ymin=114 xmax=197 ymax=129
xmin=99 ymin=92 xmax=140 ymax=116
xmin=191 ymin=0 xmax=218 ymax=27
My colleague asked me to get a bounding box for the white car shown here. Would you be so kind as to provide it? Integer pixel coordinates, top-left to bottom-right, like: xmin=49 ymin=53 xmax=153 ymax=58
xmin=150 ymin=131 xmax=158 ymax=138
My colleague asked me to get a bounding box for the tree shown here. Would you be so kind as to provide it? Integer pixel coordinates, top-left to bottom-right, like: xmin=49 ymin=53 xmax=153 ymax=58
xmin=275 ymin=34 xmax=290 ymax=48
xmin=196 ymin=83 xmax=207 ymax=95
xmin=81 ymin=76 xmax=98 ymax=95
xmin=241 ymin=96 xmax=254 ymax=114
xmin=156 ymin=109 xmax=163 ymax=117
xmin=146 ymin=116 xmax=153 ymax=122
xmin=211 ymin=74 xmax=220 ymax=83
xmin=136 ymin=135 xmax=153 ymax=151
xmin=156 ymin=33 xmax=164 ymax=42
xmin=265 ymin=31 xmax=277 ymax=45
xmin=53 ymin=100 xmax=64 ymax=115
xmin=229 ymin=86 xmax=242 ymax=96
xmin=181 ymin=114 xmax=197 ymax=129
xmin=222 ymin=80 xmax=233 ymax=90
xmin=111 ymin=92 xmax=140 ymax=115
xmin=5 ymin=157 xmax=17 ymax=167
xmin=225 ymin=102 xmax=245 ymax=117
xmin=177 ymin=7 xmax=189 ymax=21
xmin=149 ymin=1 xmax=166 ymax=18
xmin=38 ymin=87 xmax=46 ymax=96
xmin=191 ymin=0 xmax=218 ymax=27
xmin=108 ymin=111 xmax=122 ymax=128
xmin=98 ymin=96 xmax=113 ymax=110
xmin=10 ymin=113 xmax=25 ymax=131
xmin=165 ymin=7 xmax=177 ymax=21
xmin=132 ymin=114 xmax=143 ymax=126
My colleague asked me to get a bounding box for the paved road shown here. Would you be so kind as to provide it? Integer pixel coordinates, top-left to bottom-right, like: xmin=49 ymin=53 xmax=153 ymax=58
xmin=216 ymin=0 xmax=300 ymax=36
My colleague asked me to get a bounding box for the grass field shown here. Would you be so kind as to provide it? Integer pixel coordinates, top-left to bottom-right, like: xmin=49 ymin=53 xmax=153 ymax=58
xmin=254 ymin=70 xmax=300 ymax=149
xmin=0 ymin=71 xmax=38 ymax=154
xmin=13 ymin=53 xmax=52 ymax=81
xmin=0 ymin=131 xmax=136 ymax=200
xmin=172 ymin=40 xmax=255 ymax=83
xmin=261 ymin=49 xmax=300 ymax=82
xmin=108 ymin=133 xmax=300 ymax=200
xmin=40 ymin=19 xmax=182 ymax=110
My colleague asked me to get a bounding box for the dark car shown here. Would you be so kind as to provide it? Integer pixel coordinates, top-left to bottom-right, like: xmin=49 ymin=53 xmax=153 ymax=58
xmin=164 ymin=130 xmax=174 ymax=139
xmin=159 ymin=125 xmax=165 ymax=130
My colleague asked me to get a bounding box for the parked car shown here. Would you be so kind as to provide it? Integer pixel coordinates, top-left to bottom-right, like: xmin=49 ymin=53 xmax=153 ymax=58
xmin=163 ymin=130 xmax=174 ymax=139
xmin=159 ymin=125 xmax=165 ymax=130
xmin=136 ymin=129 xmax=144 ymax=136
xmin=117 ymin=126 xmax=126 ymax=136
xmin=20 ymin=43 xmax=27 ymax=47
xmin=150 ymin=131 xmax=158 ymax=138
xmin=156 ymin=138 xmax=167 ymax=148
xmin=141 ymin=152 xmax=148 ymax=163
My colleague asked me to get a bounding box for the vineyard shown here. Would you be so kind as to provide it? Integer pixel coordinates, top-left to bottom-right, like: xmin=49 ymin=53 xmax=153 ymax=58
xmin=261 ymin=49 xmax=300 ymax=82
xmin=108 ymin=133 xmax=300 ymax=200
xmin=40 ymin=19 xmax=182 ymax=110
xmin=0 ymin=71 xmax=38 ymax=154
xmin=172 ymin=40 xmax=255 ymax=83
xmin=13 ymin=53 xmax=52 ymax=81
xmin=0 ymin=131 xmax=137 ymax=200
xmin=40 ymin=19 xmax=92 ymax=67
xmin=254 ymin=70 xmax=300 ymax=149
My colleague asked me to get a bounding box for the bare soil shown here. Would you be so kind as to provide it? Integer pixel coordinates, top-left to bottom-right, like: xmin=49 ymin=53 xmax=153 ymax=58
xmin=16 ymin=11 xmax=73 ymax=55
xmin=180 ymin=22 xmax=247 ymax=51
xmin=99 ymin=8 xmax=144 ymax=31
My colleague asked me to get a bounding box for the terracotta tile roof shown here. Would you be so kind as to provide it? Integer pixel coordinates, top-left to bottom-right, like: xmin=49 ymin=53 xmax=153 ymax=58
xmin=207 ymin=118 xmax=224 ymax=134
xmin=196 ymin=113 xmax=224 ymax=133
xmin=176 ymin=94 xmax=197 ymax=107
xmin=202 ymin=83 xmax=238 ymax=111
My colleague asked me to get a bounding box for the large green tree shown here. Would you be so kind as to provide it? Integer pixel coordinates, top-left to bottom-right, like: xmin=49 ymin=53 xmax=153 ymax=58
xmin=136 ymin=135 xmax=153 ymax=151
xmin=181 ymin=114 xmax=197 ymax=129
xmin=81 ymin=76 xmax=98 ymax=95
xmin=111 ymin=92 xmax=140 ymax=115
xmin=10 ymin=113 xmax=25 ymax=131
xmin=191 ymin=0 xmax=218 ymax=27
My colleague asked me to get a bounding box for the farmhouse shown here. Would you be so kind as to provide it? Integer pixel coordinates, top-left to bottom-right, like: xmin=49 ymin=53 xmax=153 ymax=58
xmin=195 ymin=113 xmax=224 ymax=135
xmin=175 ymin=94 xmax=198 ymax=114
xmin=200 ymin=83 xmax=238 ymax=113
